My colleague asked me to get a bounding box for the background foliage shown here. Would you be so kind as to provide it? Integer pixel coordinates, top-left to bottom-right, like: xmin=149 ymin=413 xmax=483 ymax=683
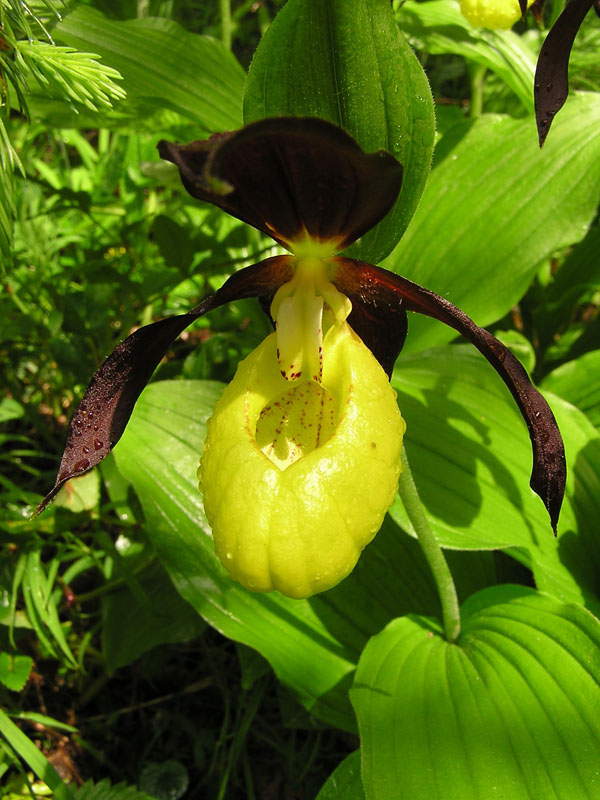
xmin=1 ymin=0 xmax=599 ymax=798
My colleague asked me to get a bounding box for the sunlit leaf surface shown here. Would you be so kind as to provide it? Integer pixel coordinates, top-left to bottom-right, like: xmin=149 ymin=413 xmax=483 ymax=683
xmin=352 ymin=586 xmax=600 ymax=799
xmin=386 ymin=93 xmax=600 ymax=354
xmin=55 ymin=6 xmax=245 ymax=131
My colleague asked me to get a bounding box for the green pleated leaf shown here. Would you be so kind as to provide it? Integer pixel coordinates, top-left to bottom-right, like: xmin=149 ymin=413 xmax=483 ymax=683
xmin=396 ymin=0 xmax=535 ymax=112
xmin=114 ymin=380 xmax=448 ymax=730
xmin=54 ymin=6 xmax=245 ymax=131
xmin=390 ymin=345 xmax=600 ymax=615
xmin=541 ymin=352 xmax=600 ymax=429
xmin=352 ymin=586 xmax=600 ymax=800
xmin=243 ymin=0 xmax=435 ymax=263
xmin=316 ymin=750 xmax=364 ymax=800
xmin=386 ymin=92 xmax=600 ymax=354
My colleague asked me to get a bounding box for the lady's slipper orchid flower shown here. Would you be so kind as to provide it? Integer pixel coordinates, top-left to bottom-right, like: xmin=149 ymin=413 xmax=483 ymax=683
xmin=38 ymin=117 xmax=566 ymax=599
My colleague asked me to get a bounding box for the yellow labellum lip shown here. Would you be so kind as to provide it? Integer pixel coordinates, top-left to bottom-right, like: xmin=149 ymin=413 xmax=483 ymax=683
xmin=199 ymin=322 xmax=405 ymax=599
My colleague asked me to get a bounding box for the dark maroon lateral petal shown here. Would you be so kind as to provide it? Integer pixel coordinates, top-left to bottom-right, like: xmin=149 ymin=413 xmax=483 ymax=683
xmin=518 ymin=0 xmax=528 ymax=18
xmin=334 ymin=258 xmax=566 ymax=533
xmin=37 ymin=256 xmax=293 ymax=514
xmin=158 ymin=117 xmax=403 ymax=252
xmin=327 ymin=258 xmax=408 ymax=377
xmin=534 ymin=0 xmax=595 ymax=147
xmin=346 ymin=299 xmax=408 ymax=379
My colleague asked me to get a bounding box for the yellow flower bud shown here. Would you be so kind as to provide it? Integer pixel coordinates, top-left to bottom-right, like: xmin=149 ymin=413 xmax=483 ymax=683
xmin=459 ymin=0 xmax=528 ymax=29
xmin=199 ymin=322 xmax=405 ymax=599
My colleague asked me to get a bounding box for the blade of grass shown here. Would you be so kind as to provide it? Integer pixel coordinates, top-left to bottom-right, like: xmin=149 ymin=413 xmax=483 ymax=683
xmin=0 ymin=708 xmax=74 ymax=800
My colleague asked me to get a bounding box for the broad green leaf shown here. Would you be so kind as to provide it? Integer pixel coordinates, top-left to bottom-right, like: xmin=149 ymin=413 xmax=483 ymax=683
xmin=0 ymin=398 xmax=24 ymax=423
xmin=139 ymin=762 xmax=188 ymax=800
xmin=53 ymin=470 xmax=99 ymax=513
xmin=0 ymin=652 xmax=33 ymax=692
xmin=316 ymin=750 xmax=364 ymax=800
xmin=55 ymin=6 xmax=245 ymax=132
xmin=352 ymin=586 xmax=600 ymax=799
xmin=541 ymin=351 xmax=600 ymax=430
xmin=389 ymin=345 xmax=600 ymax=616
xmin=102 ymin=559 xmax=206 ymax=673
xmin=396 ymin=0 xmax=536 ymax=112
xmin=385 ymin=93 xmax=600 ymax=354
xmin=494 ymin=329 xmax=536 ymax=375
xmin=114 ymin=380 xmax=449 ymax=730
xmin=243 ymin=0 xmax=435 ymax=263
xmin=99 ymin=454 xmax=138 ymax=526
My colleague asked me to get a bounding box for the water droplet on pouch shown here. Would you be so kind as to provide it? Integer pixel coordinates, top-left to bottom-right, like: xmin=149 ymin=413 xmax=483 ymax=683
xmin=94 ymin=440 xmax=103 ymax=450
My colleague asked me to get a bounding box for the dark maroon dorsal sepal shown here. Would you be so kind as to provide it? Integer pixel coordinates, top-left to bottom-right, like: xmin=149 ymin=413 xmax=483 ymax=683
xmin=159 ymin=117 xmax=403 ymax=252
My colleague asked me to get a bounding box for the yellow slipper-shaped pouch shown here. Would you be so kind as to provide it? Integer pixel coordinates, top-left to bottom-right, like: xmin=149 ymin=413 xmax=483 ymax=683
xmin=199 ymin=322 xmax=405 ymax=599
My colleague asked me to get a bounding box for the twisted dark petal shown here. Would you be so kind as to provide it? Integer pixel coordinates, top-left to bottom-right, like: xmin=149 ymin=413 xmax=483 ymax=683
xmin=38 ymin=256 xmax=293 ymax=514
xmin=534 ymin=0 xmax=595 ymax=146
xmin=334 ymin=258 xmax=566 ymax=533
xmin=518 ymin=0 xmax=528 ymax=17
xmin=330 ymin=258 xmax=408 ymax=377
xmin=158 ymin=117 xmax=403 ymax=252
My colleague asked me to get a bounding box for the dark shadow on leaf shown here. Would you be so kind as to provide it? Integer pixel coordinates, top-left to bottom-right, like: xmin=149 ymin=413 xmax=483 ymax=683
xmin=557 ymin=437 xmax=600 ymax=618
xmin=396 ymin=375 xmax=533 ymax=541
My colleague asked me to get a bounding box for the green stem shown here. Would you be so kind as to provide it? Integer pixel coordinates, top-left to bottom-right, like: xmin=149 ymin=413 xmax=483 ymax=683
xmin=469 ymin=63 xmax=486 ymax=119
xmin=398 ymin=444 xmax=461 ymax=642
xmin=220 ymin=0 xmax=232 ymax=51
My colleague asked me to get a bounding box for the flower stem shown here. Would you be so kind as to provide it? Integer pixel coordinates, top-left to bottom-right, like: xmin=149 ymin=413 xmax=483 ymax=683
xmin=220 ymin=0 xmax=232 ymax=51
xmin=469 ymin=63 xmax=486 ymax=118
xmin=398 ymin=444 xmax=461 ymax=642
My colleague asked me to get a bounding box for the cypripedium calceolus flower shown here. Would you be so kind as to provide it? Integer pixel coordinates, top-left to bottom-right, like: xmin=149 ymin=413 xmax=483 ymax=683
xmin=39 ymin=117 xmax=566 ymax=598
